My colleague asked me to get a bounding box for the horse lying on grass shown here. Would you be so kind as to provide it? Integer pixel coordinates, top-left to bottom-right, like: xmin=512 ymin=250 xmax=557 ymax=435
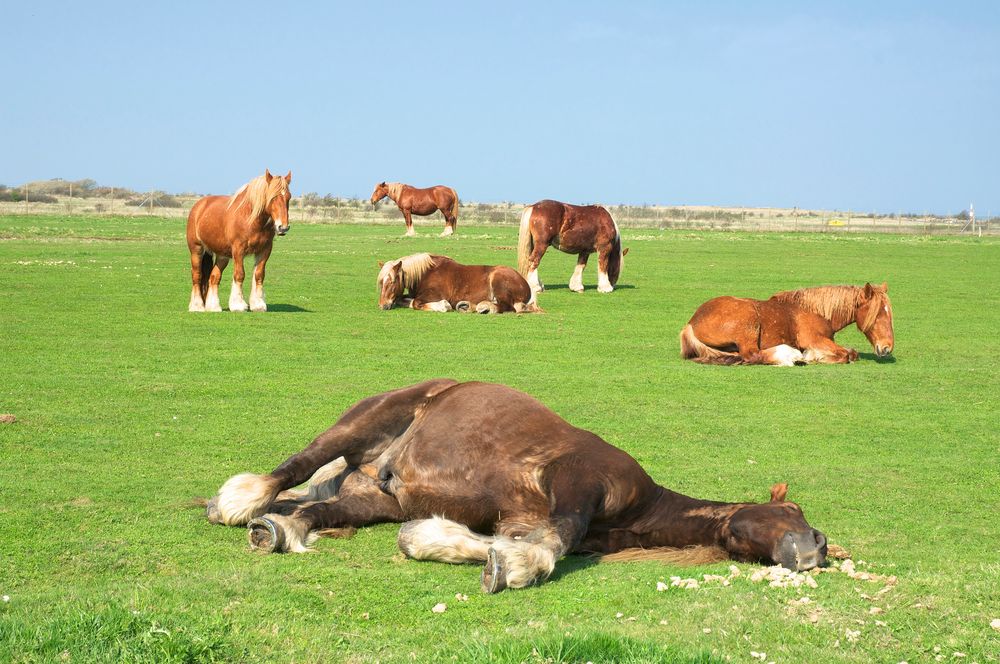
xmin=377 ymin=253 xmax=539 ymax=314
xmin=206 ymin=380 xmax=828 ymax=593
xmin=680 ymin=283 xmax=894 ymax=365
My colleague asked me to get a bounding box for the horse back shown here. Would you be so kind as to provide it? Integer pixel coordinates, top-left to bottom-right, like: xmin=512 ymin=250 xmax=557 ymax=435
xmin=531 ymin=200 xmax=615 ymax=253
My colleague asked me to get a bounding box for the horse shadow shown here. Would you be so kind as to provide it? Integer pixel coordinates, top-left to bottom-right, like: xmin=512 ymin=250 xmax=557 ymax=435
xmin=548 ymin=554 xmax=602 ymax=583
xmin=543 ymin=284 xmax=636 ymax=292
xmin=267 ymin=303 xmax=312 ymax=313
xmin=860 ymin=352 xmax=897 ymax=364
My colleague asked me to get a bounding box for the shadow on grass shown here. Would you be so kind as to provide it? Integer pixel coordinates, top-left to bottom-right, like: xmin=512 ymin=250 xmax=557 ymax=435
xmin=457 ymin=632 xmax=721 ymax=663
xmin=267 ymin=303 xmax=312 ymax=313
xmin=859 ymin=352 xmax=897 ymax=364
xmin=541 ymin=284 xmax=636 ymax=292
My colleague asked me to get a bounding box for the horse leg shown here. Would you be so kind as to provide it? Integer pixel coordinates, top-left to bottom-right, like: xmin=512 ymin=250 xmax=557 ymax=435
xmin=596 ymin=249 xmax=614 ymax=293
xmin=247 ymin=469 xmax=405 ymax=553
xmin=439 ymin=209 xmax=454 ymax=237
xmin=525 ymin=240 xmax=550 ymax=293
xmin=412 ymin=299 xmax=453 ymax=312
xmin=249 ymin=246 xmax=271 ymax=312
xmin=480 ymin=468 xmax=599 ymax=592
xmin=188 ymin=248 xmax=206 ymax=312
xmin=801 ymin=337 xmax=858 ymax=364
xmin=398 ymin=517 xmax=496 ymax=563
xmin=228 ymin=249 xmax=249 ymax=312
xmin=402 ymin=208 xmax=416 ymax=237
xmin=569 ymin=253 xmax=589 ymax=293
xmin=204 ymin=256 xmax=228 ymax=312
xmin=207 ymin=379 xmax=458 ymax=526
xmin=755 ymin=345 xmax=806 ymax=366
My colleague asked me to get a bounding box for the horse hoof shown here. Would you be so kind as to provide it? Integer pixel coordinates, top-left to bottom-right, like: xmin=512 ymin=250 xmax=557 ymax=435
xmin=247 ymin=517 xmax=284 ymax=553
xmin=205 ymin=496 xmax=222 ymax=524
xmin=250 ymin=304 xmax=267 ymax=313
xmin=455 ymin=301 xmax=472 ymax=313
xmin=481 ymin=547 xmax=508 ymax=593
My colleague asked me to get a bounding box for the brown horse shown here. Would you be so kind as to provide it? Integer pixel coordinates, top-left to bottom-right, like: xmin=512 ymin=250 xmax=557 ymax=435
xmin=206 ymin=380 xmax=828 ymax=592
xmin=377 ymin=253 xmax=538 ymax=314
xmin=680 ymin=283 xmax=894 ymax=365
xmin=370 ymin=182 xmax=459 ymax=237
xmin=517 ymin=199 xmax=627 ymax=294
xmin=186 ymin=170 xmax=292 ymax=312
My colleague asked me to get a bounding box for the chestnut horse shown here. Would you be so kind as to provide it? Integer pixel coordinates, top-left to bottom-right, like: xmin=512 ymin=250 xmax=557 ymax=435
xmin=680 ymin=283 xmax=894 ymax=365
xmin=377 ymin=253 xmax=538 ymax=314
xmin=206 ymin=380 xmax=828 ymax=593
xmin=186 ymin=170 xmax=292 ymax=312
xmin=517 ymin=200 xmax=627 ymax=294
xmin=370 ymin=182 xmax=459 ymax=237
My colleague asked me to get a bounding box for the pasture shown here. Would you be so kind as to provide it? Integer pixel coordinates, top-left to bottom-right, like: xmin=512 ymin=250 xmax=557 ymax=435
xmin=1 ymin=215 xmax=997 ymax=663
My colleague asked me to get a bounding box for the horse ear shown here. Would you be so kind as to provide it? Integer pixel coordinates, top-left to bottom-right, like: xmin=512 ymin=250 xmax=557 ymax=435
xmin=379 ymin=181 xmax=386 ymax=187
xmin=770 ymin=483 xmax=788 ymax=502
xmin=622 ymin=247 xmax=630 ymax=257
xmin=880 ymin=282 xmax=888 ymax=292
xmin=863 ymin=282 xmax=876 ymax=298
xmin=285 ymin=170 xmax=292 ymax=183
xmin=377 ymin=260 xmax=385 ymax=268
xmin=264 ymin=169 xmax=273 ymax=182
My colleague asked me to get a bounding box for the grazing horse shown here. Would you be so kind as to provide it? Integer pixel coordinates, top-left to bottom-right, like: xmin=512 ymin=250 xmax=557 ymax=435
xmin=206 ymin=380 xmax=828 ymax=593
xmin=370 ymin=182 xmax=459 ymax=237
xmin=680 ymin=283 xmax=894 ymax=365
xmin=517 ymin=199 xmax=627 ymax=294
xmin=377 ymin=253 xmax=538 ymax=314
xmin=186 ymin=170 xmax=292 ymax=312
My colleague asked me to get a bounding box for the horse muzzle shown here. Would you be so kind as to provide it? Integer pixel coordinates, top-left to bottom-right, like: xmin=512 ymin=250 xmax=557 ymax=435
xmin=775 ymin=529 xmax=827 ymax=571
xmin=275 ymin=225 xmax=289 ymax=236
xmin=875 ymin=344 xmax=893 ymax=358
xmin=380 ymin=302 xmax=393 ymax=311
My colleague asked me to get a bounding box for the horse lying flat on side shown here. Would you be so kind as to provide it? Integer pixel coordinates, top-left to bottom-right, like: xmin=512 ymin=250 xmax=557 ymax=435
xmin=377 ymin=253 xmax=539 ymax=314
xmin=680 ymin=283 xmax=894 ymax=365
xmin=186 ymin=170 xmax=292 ymax=313
xmin=206 ymin=380 xmax=828 ymax=593
xmin=370 ymin=182 xmax=459 ymax=237
xmin=517 ymin=199 xmax=628 ymax=293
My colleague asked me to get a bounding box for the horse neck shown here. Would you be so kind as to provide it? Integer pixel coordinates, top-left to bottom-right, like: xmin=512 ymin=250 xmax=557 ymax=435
xmin=629 ymin=486 xmax=744 ymax=549
xmin=232 ymin=189 xmax=271 ymax=228
xmin=775 ymin=286 xmax=861 ymax=332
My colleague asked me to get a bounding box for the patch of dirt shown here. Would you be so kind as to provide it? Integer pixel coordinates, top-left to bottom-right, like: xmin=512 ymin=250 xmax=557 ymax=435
xmin=0 ymin=414 xmax=16 ymax=424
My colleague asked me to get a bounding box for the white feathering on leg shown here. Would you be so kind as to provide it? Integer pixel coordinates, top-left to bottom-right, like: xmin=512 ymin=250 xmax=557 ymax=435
xmin=215 ymin=473 xmax=281 ymax=526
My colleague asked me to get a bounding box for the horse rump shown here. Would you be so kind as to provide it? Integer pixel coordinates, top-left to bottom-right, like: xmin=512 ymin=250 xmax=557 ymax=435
xmin=679 ymin=324 xmax=744 ymax=365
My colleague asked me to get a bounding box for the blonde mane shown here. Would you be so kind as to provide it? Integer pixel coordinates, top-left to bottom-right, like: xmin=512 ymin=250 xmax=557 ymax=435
xmin=379 ymin=253 xmax=437 ymax=290
xmin=228 ymin=174 xmax=289 ymax=221
xmin=384 ymin=182 xmax=405 ymax=201
xmin=771 ymin=285 xmax=890 ymax=332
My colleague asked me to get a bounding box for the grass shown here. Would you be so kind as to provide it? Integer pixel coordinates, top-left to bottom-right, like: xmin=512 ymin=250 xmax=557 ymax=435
xmin=1 ymin=215 xmax=998 ymax=663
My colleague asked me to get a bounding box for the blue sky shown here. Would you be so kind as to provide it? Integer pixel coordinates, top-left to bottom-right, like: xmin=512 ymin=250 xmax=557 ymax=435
xmin=3 ymin=2 xmax=998 ymax=213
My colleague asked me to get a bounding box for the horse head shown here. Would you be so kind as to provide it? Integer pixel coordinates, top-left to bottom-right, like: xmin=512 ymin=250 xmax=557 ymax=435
xmin=722 ymin=483 xmax=827 ymax=571
xmin=371 ymin=182 xmax=389 ymax=209
xmin=265 ymin=169 xmax=293 ymax=236
xmin=857 ymin=282 xmax=893 ymax=357
xmin=377 ymin=259 xmax=404 ymax=309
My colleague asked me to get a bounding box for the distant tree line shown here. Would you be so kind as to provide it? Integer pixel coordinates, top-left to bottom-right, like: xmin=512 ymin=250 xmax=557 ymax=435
xmin=0 ymin=178 xmax=181 ymax=207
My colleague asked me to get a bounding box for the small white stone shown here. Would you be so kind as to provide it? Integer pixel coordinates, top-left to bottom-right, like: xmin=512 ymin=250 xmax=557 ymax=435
xmin=656 ymin=581 xmax=668 ymax=592
xmin=454 ymin=593 xmax=468 ymax=602
xmin=1 ymin=595 xmax=8 ymax=602
xmin=431 ymin=603 xmax=447 ymax=613
xmin=991 ymin=618 xmax=1000 ymax=631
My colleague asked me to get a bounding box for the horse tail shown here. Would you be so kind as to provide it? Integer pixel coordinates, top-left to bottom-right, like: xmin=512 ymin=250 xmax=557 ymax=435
xmin=517 ymin=205 xmax=535 ymax=276
xmin=607 ymin=215 xmax=624 ymax=286
xmin=199 ymin=251 xmax=213 ymax=300
xmin=594 ymin=545 xmax=729 ymax=566
xmin=449 ymin=188 xmax=459 ymax=224
xmin=679 ymin=324 xmax=745 ymax=365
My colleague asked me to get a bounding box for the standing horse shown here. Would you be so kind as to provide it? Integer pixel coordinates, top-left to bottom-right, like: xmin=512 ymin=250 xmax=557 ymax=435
xmin=205 ymin=380 xmax=828 ymax=593
xmin=377 ymin=253 xmax=538 ymax=314
xmin=370 ymin=182 xmax=459 ymax=237
xmin=186 ymin=170 xmax=292 ymax=312
xmin=680 ymin=283 xmax=894 ymax=365
xmin=517 ymin=199 xmax=627 ymax=294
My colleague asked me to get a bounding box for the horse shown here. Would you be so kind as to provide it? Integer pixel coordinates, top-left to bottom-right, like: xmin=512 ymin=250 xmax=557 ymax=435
xmin=377 ymin=253 xmax=538 ymax=314
xmin=370 ymin=182 xmax=459 ymax=237
xmin=517 ymin=199 xmax=628 ymax=294
xmin=205 ymin=380 xmax=829 ymax=593
xmin=680 ymin=283 xmax=894 ymax=365
xmin=186 ymin=170 xmax=292 ymax=312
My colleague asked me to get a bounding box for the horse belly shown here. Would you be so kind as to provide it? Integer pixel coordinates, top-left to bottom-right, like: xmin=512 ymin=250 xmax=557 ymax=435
xmin=409 ymin=199 xmax=439 ymax=216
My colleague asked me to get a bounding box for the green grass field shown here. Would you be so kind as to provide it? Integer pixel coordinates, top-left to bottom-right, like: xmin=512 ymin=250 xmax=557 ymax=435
xmin=1 ymin=215 xmax=998 ymax=663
